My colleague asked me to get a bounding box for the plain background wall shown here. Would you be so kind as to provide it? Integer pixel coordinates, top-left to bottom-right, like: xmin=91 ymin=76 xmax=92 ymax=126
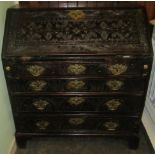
xmin=0 ymin=1 xmax=16 ymax=153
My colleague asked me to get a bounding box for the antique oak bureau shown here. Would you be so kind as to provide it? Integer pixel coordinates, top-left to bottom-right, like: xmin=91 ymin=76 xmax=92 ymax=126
xmin=2 ymin=7 xmax=153 ymax=149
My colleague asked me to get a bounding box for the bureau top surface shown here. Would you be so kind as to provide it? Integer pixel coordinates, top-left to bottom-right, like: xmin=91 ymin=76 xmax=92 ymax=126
xmin=2 ymin=8 xmax=152 ymax=57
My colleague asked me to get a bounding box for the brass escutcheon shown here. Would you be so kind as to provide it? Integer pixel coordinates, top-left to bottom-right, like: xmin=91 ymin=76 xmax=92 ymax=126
xmin=108 ymin=64 xmax=128 ymax=75
xmin=67 ymin=97 xmax=85 ymax=106
xmin=106 ymin=80 xmax=123 ymax=91
xmin=69 ymin=118 xmax=85 ymax=125
xmin=67 ymin=10 xmax=86 ymax=21
xmin=104 ymin=121 xmax=119 ymax=131
xmin=36 ymin=120 xmax=50 ymax=130
xmin=32 ymin=100 xmax=49 ymax=111
xmin=66 ymin=80 xmax=85 ymax=90
xmin=67 ymin=64 xmax=86 ymax=75
xmin=30 ymin=80 xmax=47 ymax=91
xmin=105 ymin=99 xmax=122 ymax=111
xmin=27 ymin=65 xmax=45 ymax=77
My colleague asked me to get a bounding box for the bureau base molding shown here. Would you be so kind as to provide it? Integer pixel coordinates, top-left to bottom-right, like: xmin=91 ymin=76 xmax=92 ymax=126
xmin=15 ymin=132 xmax=140 ymax=150
xmin=142 ymin=108 xmax=155 ymax=150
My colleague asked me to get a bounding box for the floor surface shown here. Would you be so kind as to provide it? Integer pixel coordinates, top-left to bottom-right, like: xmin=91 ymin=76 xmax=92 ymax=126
xmin=16 ymin=127 xmax=154 ymax=154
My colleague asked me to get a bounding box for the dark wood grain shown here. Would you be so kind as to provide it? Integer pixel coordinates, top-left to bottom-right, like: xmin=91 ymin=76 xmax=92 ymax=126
xmin=2 ymin=8 xmax=151 ymax=57
xmin=12 ymin=95 xmax=143 ymax=114
xmin=19 ymin=1 xmax=155 ymax=20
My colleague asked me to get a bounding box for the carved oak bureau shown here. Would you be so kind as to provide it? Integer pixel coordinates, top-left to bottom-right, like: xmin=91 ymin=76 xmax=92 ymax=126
xmin=2 ymin=7 xmax=153 ymax=149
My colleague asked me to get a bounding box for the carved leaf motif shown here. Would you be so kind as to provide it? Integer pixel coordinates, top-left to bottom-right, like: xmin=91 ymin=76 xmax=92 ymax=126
xmin=45 ymin=32 xmax=52 ymax=40
xmin=16 ymin=10 xmax=141 ymax=48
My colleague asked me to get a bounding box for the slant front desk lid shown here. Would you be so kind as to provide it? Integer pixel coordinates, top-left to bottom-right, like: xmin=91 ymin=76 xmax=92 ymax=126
xmin=2 ymin=8 xmax=151 ymax=57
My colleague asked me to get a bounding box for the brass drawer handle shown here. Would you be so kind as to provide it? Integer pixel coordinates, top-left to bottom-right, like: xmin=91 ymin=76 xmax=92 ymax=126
xmin=104 ymin=121 xmax=119 ymax=131
xmin=36 ymin=120 xmax=50 ymax=130
xmin=69 ymin=118 xmax=85 ymax=125
xmin=106 ymin=80 xmax=123 ymax=91
xmin=144 ymin=64 xmax=149 ymax=70
xmin=67 ymin=64 xmax=86 ymax=75
xmin=30 ymin=80 xmax=47 ymax=91
xmin=5 ymin=66 xmax=11 ymax=71
xmin=66 ymin=80 xmax=85 ymax=90
xmin=105 ymin=99 xmax=122 ymax=111
xmin=143 ymin=64 xmax=149 ymax=76
xmin=67 ymin=97 xmax=85 ymax=106
xmin=27 ymin=65 xmax=45 ymax=77
xmin=108 ymin=64 xmax=127 ymax=75
xmin=32 ymin=100 xmax=49 ymax=111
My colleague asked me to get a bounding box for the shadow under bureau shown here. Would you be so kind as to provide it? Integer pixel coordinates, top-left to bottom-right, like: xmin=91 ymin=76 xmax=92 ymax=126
xmin=2 ymin=7 xmax=153 ymax=149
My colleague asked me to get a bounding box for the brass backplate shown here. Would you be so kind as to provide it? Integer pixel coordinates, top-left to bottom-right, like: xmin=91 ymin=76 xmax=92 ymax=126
xmin=67 ymin=96 xmax=85 ymax=106
xmin=108 ymin=64 xmax=128 ymax=75
xmin=36 ymin=120 xmax=50 ymax=130
xmin=67 ymin=64 xmax=86 ymax=75
xmin=32 ymin=99 xmax=49 ymax=111
xmin=66 ymin=80 xmax=85 ymax=90
xmin=105 ymin=99 xmax=122 ymax=111
xmin=67 ymin=10 xmax=86 ymax=21
xmin=106 ymin=80 xmax=123 ymax=91
xmin=69 ymin=118 xmax=85 ymax=125
xmin=104 ymin=121 xmax=119 ymax=131
xmin=27 ymin=65 xmax=45 ymax=77
xmin=30 ymin=80 xmax=47 ymax=91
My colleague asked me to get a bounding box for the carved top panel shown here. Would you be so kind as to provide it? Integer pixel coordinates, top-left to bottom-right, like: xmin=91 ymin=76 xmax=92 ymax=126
xmin=3 ymin=8 xmax=151 ymax=57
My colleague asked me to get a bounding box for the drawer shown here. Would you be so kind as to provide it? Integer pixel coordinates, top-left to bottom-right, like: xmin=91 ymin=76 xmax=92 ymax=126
xmin=13 ymin=95 xmax=143 ymax=114
xmin=9 ymin=78 xmax=144 ymax=93
xmin=15 ymin=115 xmax=139 ymax=134
xmin=5 ymin=58 xmax=150 ymax=78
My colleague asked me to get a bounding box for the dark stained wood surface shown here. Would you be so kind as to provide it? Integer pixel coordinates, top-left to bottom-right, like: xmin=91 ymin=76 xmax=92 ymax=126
xmin=19 ymin=1 xmax=155 ymax=20
xmin=2 ymin=7 xmax=153 ymax=149
xmin=2 ymin=8 xmax=151 ymax=57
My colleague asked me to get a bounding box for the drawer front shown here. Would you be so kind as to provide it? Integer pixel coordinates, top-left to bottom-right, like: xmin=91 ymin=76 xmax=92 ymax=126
xmin=9 ymin=78 xmax=144 ymax=93
xmin=15 ymin=115 xmax=139 ymax=133
xmin=13 ymin=95 xmax=142 ymax=114
xmin=5 ymin=58 xmax=150 ymax=78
